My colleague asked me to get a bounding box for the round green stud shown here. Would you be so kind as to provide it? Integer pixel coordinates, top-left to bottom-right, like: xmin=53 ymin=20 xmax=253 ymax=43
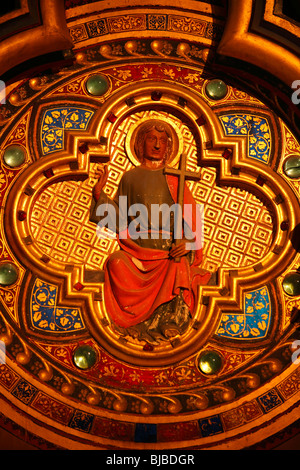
xmin=73 ymin=345 xmax=97 ymax=370
xmin=282 ymin=272 xmax=300 ymax=296
xmin=0 ymin=263 xmax=18 ymax=286
xmin=205 ymin=79 xmax=228 ymax=100
xmin=283 ymin=156 xmax=300 ymax=178
xmin=198 ymin=350 xmax=223 ymax=375
xmin=85 ymin=74 xmax=109 ymax=96
xmin=3 ymin=145 xmax=26 ymax=168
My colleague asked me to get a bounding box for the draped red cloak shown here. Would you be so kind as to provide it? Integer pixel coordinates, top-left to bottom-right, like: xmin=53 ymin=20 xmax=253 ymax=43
xmin=100 ymin=174 xmax=211 ymax=328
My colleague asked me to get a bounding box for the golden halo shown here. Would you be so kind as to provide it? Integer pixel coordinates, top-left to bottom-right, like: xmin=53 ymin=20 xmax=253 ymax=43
xmin=124 ymin=116 xmax=183 ymax=167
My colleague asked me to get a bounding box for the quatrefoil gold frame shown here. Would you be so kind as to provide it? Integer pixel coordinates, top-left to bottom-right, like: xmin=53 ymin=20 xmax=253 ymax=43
xmin=5 ymin=75 xmax=300 ymax=367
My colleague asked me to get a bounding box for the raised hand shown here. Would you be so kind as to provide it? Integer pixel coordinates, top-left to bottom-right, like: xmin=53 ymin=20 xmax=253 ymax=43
xmin=93 ymin=165 xmax=108 ymax=200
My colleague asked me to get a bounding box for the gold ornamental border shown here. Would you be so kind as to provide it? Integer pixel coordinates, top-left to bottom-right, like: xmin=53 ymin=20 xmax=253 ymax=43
xmin=67 ymin=7 xmax=225 ymax=49
xmin=0 ymin=355 xmax=299 ymax=450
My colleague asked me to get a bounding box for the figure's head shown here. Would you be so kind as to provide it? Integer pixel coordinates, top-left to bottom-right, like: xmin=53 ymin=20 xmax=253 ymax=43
xmin=134 ymin=120 xmax=173 ymax=164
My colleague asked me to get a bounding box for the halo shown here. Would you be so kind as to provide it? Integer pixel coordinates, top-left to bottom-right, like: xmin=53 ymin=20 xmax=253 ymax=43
xmin=124 ymin=116 xmax=183 ymax=167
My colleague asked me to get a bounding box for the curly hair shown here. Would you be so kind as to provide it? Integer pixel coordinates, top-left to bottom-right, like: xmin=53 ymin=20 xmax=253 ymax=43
xmin=134 ymin=119 xmax=173 ymax=163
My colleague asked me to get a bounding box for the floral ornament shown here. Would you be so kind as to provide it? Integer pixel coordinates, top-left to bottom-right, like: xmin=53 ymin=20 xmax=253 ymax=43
xmin=41 ymin=107 xmax=94 ymax=155
xmin=30 ymin=278 xmax=85 ymax=332
xmin=220 ymin=114 xmax=271 ymax=163
xmin=216 ymin=286 xmax=271 ymax=340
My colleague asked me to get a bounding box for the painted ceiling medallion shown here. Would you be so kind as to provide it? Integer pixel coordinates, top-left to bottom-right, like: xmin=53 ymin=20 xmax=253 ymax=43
xmin=0 ymin=25 xmax=300 ymax=449
xmin=8 ymin=68 xmax=295 ymax=369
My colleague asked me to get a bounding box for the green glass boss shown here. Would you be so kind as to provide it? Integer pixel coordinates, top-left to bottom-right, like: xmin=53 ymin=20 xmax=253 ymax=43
xmin=205 ymin=79 xmax=228 ymax=100
xmin=73 ymin=345 xmax=97 ymax=369
xmin=0 ymin=263 xmax=18 ymax=286
xmin=282 ymin=272 xmax=300 ymax=297
xmin=283 ymin=156 xmax=300 ymax=179
xmin=85 ymin=74 xmax=109 ymax=96
xmin=198 ymin=350 xmax=223 ymax=375
xmin=3 ymin=145 xmax=26 ymax=168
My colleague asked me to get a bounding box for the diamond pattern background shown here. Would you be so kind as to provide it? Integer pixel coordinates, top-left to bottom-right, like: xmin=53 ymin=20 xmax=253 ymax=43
xmin=30 ymin=109 xmax=274 ymax=274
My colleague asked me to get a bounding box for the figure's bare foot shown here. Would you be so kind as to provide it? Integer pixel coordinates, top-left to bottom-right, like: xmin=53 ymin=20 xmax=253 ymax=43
xmin=161 ymin=322 xmax=181 ymax=338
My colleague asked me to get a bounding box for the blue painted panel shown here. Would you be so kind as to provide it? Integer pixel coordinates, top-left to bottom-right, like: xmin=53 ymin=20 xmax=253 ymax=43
xmin=30 ymin=278 xmax=85 ymax=333
xmin=220 ymin=114 xmax=271 ymax=163
xmin=216 ymin=286 xmax=271 ymax=340
xmin=40 ymin=107 xmax=94 ymax=155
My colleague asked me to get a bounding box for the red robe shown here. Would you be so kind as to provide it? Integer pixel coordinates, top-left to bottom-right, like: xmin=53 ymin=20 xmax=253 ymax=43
xmin=96 ymin=173 xmax=211 ymax=328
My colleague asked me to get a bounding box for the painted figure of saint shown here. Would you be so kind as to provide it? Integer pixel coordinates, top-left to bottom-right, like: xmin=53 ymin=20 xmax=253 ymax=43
xmin=90 ymin=119 xmax=212 ymax=343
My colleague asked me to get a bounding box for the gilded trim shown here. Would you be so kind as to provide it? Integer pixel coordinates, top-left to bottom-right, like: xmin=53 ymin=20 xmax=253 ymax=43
xmin=218 ymin=0 xmax=300 ymax=87
xmin=0 ymin=0 xmax=73 ymax=75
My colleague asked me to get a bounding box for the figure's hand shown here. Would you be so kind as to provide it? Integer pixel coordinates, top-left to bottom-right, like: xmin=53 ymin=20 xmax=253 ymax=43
xmin=93 ymin=165 xmax=108 ymax=199
xmin=169 ymin=240 xmax=191 ymax=259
